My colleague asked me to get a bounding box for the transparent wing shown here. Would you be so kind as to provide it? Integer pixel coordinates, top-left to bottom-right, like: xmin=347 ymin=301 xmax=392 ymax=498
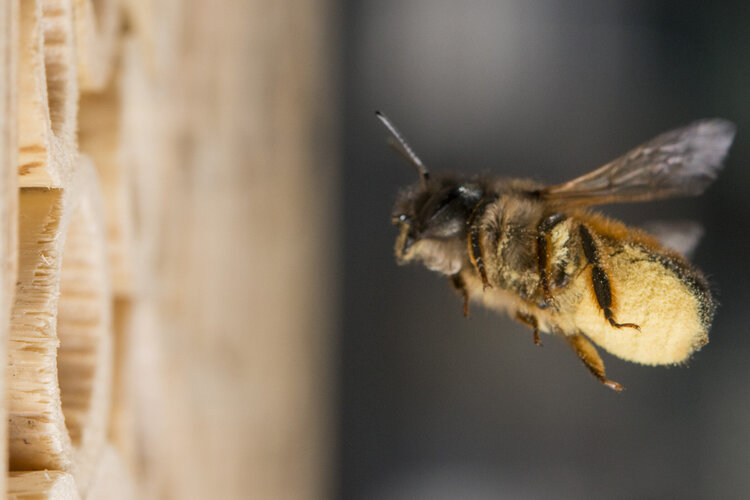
xmin=642 ymin=220 xmax=703 ymax=258
xmin=541 ymin=119 xmax=736 ymax=206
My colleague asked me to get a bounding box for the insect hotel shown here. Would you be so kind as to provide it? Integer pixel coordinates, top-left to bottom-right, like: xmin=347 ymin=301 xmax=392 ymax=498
xmin=0 ymin=0 xmax=336 ymax=498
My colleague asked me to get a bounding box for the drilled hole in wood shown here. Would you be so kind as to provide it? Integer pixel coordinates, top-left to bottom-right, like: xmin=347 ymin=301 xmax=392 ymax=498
xmin=57 ymin=202 xmax=110 ymax=447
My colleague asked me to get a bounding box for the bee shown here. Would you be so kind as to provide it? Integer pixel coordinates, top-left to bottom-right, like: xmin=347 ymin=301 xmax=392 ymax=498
xmin=378 ymin=111 xmax=735 ymax=391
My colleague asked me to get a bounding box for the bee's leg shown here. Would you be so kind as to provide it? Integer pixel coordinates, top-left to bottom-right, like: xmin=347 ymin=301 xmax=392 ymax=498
xmin=578 ymin=225 xmax=640 ymax=331
xmin=566 ymin=332 xmax=624 ymax=391
xmin=468 ymin=228 xmax=490 ymax=290
xmin=535 ymin=213 xmax=567 ymax=305
xmin=515 ymin=311 xmax=542 ymax=346
xmin=466 ymin=197 xmax=497 ymax=290
xmin=450 ymin=274 xmax=470 ymax=317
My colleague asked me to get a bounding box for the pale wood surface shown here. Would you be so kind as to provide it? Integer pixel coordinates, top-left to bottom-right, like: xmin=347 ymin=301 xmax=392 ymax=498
xmin=0 ymin=2 xmax=19 ymax=499
xmin=113 ymin=41 xmax=166 ymax=498
xmin=149 ymin=1 xmax=338 ymax=498
xmin=85 ymin=446 xmax=135 ymax=500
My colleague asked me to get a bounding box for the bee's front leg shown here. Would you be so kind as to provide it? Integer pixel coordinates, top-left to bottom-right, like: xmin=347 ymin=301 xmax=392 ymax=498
xmin=450 ymin=274 xmax=470 ymax=317
xmin=566 ymin=332 xmax=624 ymax=391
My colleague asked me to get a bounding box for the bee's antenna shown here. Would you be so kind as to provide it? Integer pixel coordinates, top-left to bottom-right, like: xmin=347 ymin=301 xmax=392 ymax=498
xmin=375 ymin=111 xmax=430 ymax=185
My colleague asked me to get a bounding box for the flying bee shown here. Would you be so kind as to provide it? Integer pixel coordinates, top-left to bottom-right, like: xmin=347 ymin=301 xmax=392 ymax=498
xmin=378 ymin=111 xmax=735 ymax=391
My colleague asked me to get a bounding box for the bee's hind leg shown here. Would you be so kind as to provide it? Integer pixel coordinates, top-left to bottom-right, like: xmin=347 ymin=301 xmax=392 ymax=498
xmin=565 ymin=332 xmax=624 ymax=392
xmin=515 ymin=311 xmax=542 ymax=346
xmin=578 ymin=225 xmax=640 ymax=331
xmin=450 ymin=274 xmax=470 ymax=317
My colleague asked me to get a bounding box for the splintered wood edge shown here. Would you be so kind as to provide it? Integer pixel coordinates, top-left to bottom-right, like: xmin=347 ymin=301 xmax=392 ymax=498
xmin=8 ymin=471 xmax=81 ymax=500
xmin=9 ymin=157 xmax=113 ymax=496
xmin=9 ymin=187 xmax=71 ymax=471
xmin=79 ymin=82 xmax=135 ymax=296
xmin=18 ymin=0 xmax=78 ymax=188
xmin=74 ymin=0 xmax=121 ymax=91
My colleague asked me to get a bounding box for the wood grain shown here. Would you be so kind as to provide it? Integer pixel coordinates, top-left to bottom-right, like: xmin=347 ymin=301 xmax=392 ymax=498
xmin=151 ymin=1 xmax=338 ymax=498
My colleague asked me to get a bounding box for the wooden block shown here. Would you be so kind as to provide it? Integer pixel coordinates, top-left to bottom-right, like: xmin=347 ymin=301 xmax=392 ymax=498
xmin=150 ymin=2 xmax=338 ymax=498
xmin=18 ymin=0 xmax=77 ymax=188
xmin=74 ymin=0 xmax=121 ymax=91
xmin=9 ymin=157 xmax=112 ymax=497
xmin=8 ymin=471 xmax=80 ymax=500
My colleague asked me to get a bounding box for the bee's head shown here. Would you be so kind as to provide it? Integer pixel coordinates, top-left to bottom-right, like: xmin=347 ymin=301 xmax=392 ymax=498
xmin=377 ymin=111 xmax=484 ymax=274
xmin=392 ymin=176 xmax=483 ymax=273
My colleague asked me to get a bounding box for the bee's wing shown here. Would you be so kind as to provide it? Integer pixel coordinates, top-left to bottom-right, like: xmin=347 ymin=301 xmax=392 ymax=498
xmin=541 ymin=119 xmax=735 ymax=206
xmin=642 ymin=220 xmax=704 ymax=258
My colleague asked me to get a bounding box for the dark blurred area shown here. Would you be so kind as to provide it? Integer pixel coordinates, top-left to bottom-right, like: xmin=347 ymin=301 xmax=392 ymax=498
xmin=340 ymin=1 xmax=750 ymax=498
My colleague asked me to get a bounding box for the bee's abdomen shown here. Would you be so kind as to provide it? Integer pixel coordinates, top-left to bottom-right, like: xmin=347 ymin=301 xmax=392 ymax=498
xmin=570 ymin=242 xmax=711 ymax=365
xmin=646 ymin=251 xmax=715 ymax=330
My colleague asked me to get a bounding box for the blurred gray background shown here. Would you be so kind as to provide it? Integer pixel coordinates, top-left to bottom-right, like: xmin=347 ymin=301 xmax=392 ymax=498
xmin=339 ymin=1 xmax=750 ymax=499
